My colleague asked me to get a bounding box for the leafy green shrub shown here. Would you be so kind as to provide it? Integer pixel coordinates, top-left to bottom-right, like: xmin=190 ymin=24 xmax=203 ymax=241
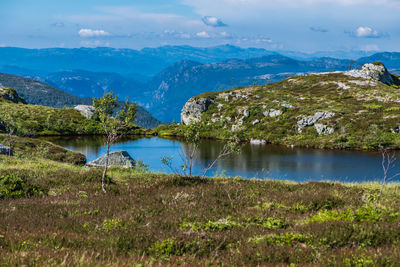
xmin=0 ymin=173 xmax=44 ymax=199
xmin=308 ymin=205 xmax=398 ymax=224
xmin=150 ymin=238 xmax=185 ymax=257
xmin=100 ymin=218 xmax=125 ymax=232
xmin=245 ymin=216 xmax=288 ymax=229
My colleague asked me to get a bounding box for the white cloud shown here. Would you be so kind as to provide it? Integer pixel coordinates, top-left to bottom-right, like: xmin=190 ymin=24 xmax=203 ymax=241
xmin=354 ymin=26 xmax=380 ymax=38
xmin=78 ymin=29 xmax=111 ymax=38
xmin=202 ymin=16 xmax=227 ymax=27
xmin=196 ymin=31 xmax=210 ymax=38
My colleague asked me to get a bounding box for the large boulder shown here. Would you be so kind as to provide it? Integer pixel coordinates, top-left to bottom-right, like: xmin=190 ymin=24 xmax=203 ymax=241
xmin=181 ymin=97 xmax=214 ymax=125
xmin=0 ymin=143 xmax=13 ymax=156
xmin=345 ymin=63 xmax=394 ymax=85
xmin=74 ymin=105 xmax=95 ymax=119
xmin=87 ymin=151 xmax=135 ymax=168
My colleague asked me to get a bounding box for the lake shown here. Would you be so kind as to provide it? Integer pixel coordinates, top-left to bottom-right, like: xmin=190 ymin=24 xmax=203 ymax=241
xmin=41 ymin=135 xmax=397 ymax=183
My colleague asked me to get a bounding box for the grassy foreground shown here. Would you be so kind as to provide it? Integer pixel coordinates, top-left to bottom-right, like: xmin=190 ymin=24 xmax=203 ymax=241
xmin=1 ymin=156 xmax=400 ymax=266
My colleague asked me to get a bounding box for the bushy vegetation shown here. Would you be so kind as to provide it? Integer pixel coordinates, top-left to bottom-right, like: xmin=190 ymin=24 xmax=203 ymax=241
xmin=1 ymin=155 xmax=400 ymax=266
xmin=0 ymin=96 xmax=153 ymax=137
xmin=168 ymin=72 xmax=400 ymax=149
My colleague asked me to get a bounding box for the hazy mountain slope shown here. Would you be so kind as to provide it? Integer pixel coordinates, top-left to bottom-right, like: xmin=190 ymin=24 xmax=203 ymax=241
xmin=44 ymin=70 xmax=148 ymax=101
xmin=357 ymin=52 xmax=400 ymax=69
xmin=0 ymin=73 xmax=90 ymax=108
xmin=0 ymin=45 xmax=275 ymax=77
xmin=0 ymin=73 xmax=161 ymax=128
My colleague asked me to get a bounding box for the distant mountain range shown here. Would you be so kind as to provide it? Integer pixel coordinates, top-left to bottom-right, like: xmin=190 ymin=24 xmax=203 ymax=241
xmin=0 ymin=73 xmax=161 ymax=128
xmin=1 ymin=45 xmax=399 ymax=122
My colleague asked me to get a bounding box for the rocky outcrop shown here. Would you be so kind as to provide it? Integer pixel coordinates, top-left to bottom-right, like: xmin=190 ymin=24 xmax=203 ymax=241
xmin=297 ymin=112 xmax=335 ymax=134
xmin=297 ymin=112 xmax=335 ymax=128
xmin=314 ymin=123 xmax=334 ymax=136
xmin=0 ymin=87 xmax=26 ymax=104
xmin=181 ymin=97 xmax=214 ymax=125
xmin=0 ymin=143 xmax=13 ymax=156
xmin=87 ymin=151 xmax=136 ymax=168
xmin=345 ymin=63 xmax=394 ymax=85
xmin=74 ymin=105 xmax=95 ymax=119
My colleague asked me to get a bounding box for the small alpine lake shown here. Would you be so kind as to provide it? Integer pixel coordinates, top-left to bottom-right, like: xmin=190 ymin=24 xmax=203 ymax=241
xmin=41 ymin=135 xmax=399 ymax=183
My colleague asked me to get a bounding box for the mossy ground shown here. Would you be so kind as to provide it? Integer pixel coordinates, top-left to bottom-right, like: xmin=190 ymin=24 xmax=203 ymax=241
xmin=0 ymin=134 xmax=85 ymax=165
xmin=169 ymin=73 xmax=400 ymax=150
xmin=1 ymin=155 xmax=400 ymax=266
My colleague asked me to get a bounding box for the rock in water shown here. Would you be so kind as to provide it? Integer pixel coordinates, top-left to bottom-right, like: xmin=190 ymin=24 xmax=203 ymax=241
xmin=87 ymin=151 xmax=136 ymax=168
xmin=74 ymin=105 xmax=96 ymax=119
xmin=181 ymin=97 xmax=214 ymax=125
xmin=0 ymin=143 xmax=13 ymax=156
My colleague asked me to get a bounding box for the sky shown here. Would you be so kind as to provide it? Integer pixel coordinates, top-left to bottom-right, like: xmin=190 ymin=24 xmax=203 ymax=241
xmin=0 ymin=0 xmax=399 ymax=52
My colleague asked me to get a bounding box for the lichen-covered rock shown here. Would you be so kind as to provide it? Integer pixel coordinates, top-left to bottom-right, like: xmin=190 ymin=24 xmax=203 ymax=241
xmin=345 ymin=63 xmax=394 ymax=85
xmin=87 ymin=151 xmax=135 ymax=168
xmin=314 ymin=123 xmax=334 ymax=135
xmin=263 ymin=109 xmax=283 ymax=118
xmin=181 ymin=97 xmax=214 ymax=125
xmin=74 ymin=105 xmax=95 ymax=119
xmin=297 ymin=111 xmax=335 ymax=128
xmin=0 ymin=143 xmax=13 ymax=156
xmin=0 ymin=87 xmax=26 ymax=104
xmin=231 ymin=124 xmax=242 ymax=132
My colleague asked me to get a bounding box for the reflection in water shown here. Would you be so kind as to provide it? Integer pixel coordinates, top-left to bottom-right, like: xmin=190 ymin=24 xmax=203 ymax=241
xmin=40 ymin=136 xmax=395 ymax=183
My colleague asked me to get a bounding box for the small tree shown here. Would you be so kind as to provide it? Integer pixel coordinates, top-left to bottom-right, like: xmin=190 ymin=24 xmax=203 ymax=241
xmin=379 ymin=149 xmax=400 ymax=198
xmin=93 ymin=91 xmax=137 ymax=193
xmin=201 ymin=139 xmax=241 ymax=177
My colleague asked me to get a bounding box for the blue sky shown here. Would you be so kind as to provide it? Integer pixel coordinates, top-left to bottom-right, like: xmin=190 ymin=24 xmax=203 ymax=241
xmin=1 ymin=0 xmax=399 ymax=52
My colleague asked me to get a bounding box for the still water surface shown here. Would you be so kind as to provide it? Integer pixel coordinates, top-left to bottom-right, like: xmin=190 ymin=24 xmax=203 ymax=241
xmin=41 ymin=136 xmax=396 ymax=183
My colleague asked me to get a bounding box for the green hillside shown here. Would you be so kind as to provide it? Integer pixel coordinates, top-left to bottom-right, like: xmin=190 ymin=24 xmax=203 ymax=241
xmin=174 ymin=63 xmax=400 ymax=149
xmin=0 ymin=88 xmax=152 ymax=137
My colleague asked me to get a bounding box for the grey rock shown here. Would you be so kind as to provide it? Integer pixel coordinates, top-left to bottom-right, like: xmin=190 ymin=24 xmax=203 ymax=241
xmin=250 ymin=139 xmax=266 ymax=145
xmin=243 ymin=109 xmax=250 ymax=118
xmin=344 ymin=63 xmax=394 ymax=85
xmin=314 ymin=123 xmax=334 ymax=135
xmin=0 ymin=143 xmax=13 ymax=156
xmin=297 ymin=111 xmax=335 ymax=128
xmin=87 ymin=150 xmax=136 ymax=168
xmin=252 ymin=119 xmax=260 ymax=125
xmin=181 ymin=97 xmax=214 ymax=125
xmin=281 ymin=103 xmax=293 ymax=109
xmin=231 ymin=124 xmax=242 ymax=132
xmin=74 ymin=105 xmax=95 ymax=119
xmin=263 ymin=109 xmax=283 ymax=118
